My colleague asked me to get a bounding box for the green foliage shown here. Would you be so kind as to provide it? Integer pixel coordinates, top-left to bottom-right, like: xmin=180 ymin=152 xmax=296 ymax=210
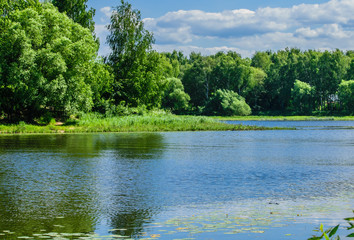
xmin=308 ymin=224 xmax=340 ymax=240
xmin=106 ymin=0 xmax=165 ymax=108
xmin=0 ymin=114 xmax=273 ymax=134
xmin=159 ymin=54 xmax=180 ymax=78
xmin=81 ymin=58 xmax=114 ymax=112
xmin=209 ymin=52 xmax=258 ymax=98
xmin=251 ymin=51 xmax=272 ymax=71
xmin=162 ymin=78 xmax=190 ymax=114
xmin=0 ymin=3 xmax=100 ymax=121
xmin=51 ymin=0 xmax=96 ymax=33
xmin=314 ymin=50 xmax=350 ymax=109
xmin=38 ymin=112 xmax=56 ymax=125
xmin=204 ymin=89 xmax=251 ymax=116
xmin=347 ymin=59 xmax=354 ymax=80
xmin=308 ymin=211 xmax=354 ymax=240
xmin=244 ymin=67 xmax=267 ymax=111
xmin=263 ymin=48 xmax=301 ymax=111
xmin=1 ymin=0 xmax=41 ymax=15
xmin=0 ymin=0 xmax=353 ymax=120
xmin=74 ymin=114 xmax=263 ymax=132
xmin=291 ymin=80 xmax=314 ymax=114
xmin=338 ymin=80 xmax=354 ymax=114
xmin=182 ymin=53 xmax=214 ymax=108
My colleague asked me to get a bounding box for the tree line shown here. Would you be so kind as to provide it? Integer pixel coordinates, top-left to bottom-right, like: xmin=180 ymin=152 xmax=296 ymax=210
xmin=1 ymin=0 xmax=353 ymax=122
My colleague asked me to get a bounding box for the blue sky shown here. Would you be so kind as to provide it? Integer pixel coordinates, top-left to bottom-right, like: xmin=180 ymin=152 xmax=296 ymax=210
xmin=89 ymin=0 xmax=354 ymax=58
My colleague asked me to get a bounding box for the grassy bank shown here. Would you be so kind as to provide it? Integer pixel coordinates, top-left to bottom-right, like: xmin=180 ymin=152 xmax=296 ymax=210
xmin=214 ymin=116 xmax=354 ymax=121
xmin=0 ymin=114 xmax=278 ymax=134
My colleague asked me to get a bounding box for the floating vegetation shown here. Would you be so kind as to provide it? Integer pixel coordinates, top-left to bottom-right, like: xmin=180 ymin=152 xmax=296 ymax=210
xmin=0 ymin=196 xmax=352 ymax=239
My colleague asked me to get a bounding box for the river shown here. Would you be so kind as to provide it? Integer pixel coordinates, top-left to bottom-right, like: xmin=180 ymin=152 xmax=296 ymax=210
xmin=0 ymin=121 xmax=353 ymax=239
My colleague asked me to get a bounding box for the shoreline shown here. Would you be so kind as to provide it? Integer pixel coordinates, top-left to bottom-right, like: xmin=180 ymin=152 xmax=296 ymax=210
xmin=2 ymin=114 xmax=352 ymax=135
xmin=213 ymin=116 xmax=354 ymax=121
xmin=0 ymin=115 xmax=287 ymax=135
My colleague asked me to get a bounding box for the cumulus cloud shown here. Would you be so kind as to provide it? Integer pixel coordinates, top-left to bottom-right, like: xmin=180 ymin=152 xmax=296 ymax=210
xmin=144 ymin=0 xmax=354 ymax=57
xmin=100 ymin=6 xmax=112 ymax=19
xmin=295 ymin=24 xmax=350 ymax=39
xmin=152 ymin=44 xmax=253 ymax=58
xmin=148 ymin=8 xmax=288 ymax=40
xmin=96 ymin=0 xmax=354 ymax=58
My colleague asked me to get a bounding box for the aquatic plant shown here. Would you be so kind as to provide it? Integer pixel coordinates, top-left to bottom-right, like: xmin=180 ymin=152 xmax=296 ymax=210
xmin=308 ymin=211 xmax=354 ymax=240
xmin=0 ymin=113 xmax=278 ymax=134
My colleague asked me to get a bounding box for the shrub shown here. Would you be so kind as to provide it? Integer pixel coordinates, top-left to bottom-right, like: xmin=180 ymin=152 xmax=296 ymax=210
xmin=204 ymin=89 xmax=252 ymax=116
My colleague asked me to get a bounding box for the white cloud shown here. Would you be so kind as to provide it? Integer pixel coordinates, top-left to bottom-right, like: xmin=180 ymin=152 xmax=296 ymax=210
xmin=95 ymin=0 xmax=354 ymax=58
xmin=100 ymin=6 xmax=112 ymax=19
xmin=95 ymin=24 xmax=110 ymax=57
xmin=296 ymin=24 xmax=350 ymax=39
xmin=144 ymin=18 xmax=193 ymax=44
xmin=152 ymin=44 xmax=253 ymax=58
xmin=95 ymin=24 xmax=107 ymax=35
xmin=142 ymin=0 xmax=354 ymax=57
xmin=98 ymin=45 xmax=111 ymax=58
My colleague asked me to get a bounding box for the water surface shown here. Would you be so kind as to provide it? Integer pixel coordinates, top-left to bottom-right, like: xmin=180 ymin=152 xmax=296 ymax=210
xmin=0 ymin=121 xmax=353 ymax=239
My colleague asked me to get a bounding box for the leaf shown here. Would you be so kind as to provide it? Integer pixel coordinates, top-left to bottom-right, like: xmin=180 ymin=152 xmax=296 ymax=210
xmin=346 ymin=233 xmax=354 ymax=237
xmin=345 ymin=218 xmax=354 ymax=221
xmin=329 ymin=225 xmax=339 ymax=237
xmin=323 ymin=232 xmax=330 ymax=240
xmin=307 ymin=236 xmax=323 ymax=240
xmin=347 ymin=223 xmax=354 ymax=230
xmin=320 ymin=224 xmax=324 ymax=233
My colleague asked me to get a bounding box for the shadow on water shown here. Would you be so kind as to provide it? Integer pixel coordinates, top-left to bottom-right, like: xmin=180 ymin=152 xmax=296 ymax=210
xmin=0 ymin=133 xmax=165 ymax=238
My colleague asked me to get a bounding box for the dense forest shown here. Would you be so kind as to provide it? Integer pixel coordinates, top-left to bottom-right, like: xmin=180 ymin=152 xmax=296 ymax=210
xmin=1 ymin=0 xmax=353 ymax=122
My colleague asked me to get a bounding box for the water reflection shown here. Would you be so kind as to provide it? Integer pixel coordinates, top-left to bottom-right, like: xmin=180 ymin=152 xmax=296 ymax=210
xmin=0 ymin=127 xmax=353 ymax=239
xmin=0 ymin=133 xmax=165 ymax=238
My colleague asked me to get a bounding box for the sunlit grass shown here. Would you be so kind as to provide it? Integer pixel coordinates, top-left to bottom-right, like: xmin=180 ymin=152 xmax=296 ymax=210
xmin=0 ymin=113 xmax=278 ymax=134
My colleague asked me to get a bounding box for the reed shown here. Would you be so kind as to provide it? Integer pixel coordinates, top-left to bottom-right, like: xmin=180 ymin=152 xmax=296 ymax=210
xmin=0 ymin=114 xmax=276 ymax=134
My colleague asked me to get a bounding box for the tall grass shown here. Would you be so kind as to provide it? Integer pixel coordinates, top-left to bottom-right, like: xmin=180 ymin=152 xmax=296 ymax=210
xmin=0 ymin=113 xmax=274 ymax=134
xmin=76 ymin=113 xmax=271 ymax=132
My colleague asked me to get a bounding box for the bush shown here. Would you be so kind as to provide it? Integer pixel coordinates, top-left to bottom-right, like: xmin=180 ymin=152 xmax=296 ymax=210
xmin=162 ymin=78 xmax=190 ymax=114
xmin=204 ymin=89 xmax=252 ymax=116
xmin=38 ymin=112 xmax=56 ymax=125
xmin=338 ymin=80 xmax=354 ymax=114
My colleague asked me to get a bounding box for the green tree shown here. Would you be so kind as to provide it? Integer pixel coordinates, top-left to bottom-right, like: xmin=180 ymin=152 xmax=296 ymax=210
xmin=291 ymin=80 xmax=313 ymax=114
xmin=204 ymin=89 xmax=251 ymax=116
xmin=262 ymin=49 xmax=288 ymax=111
xmin=158 ymin=54 xmax=180 ymax=79
xmin=80 ymin=58 xmax=114 ymax=113
xmin=262 ymin=48 xmax=302 ymax=111
xmin=0 ymin=3 xmax=100 ymax=121
xmin=244 ymin=67 xmax=267 ymax=111
xmin=338 ymin=80 xmax=354 ymax=113
xmin=161 ymin=78 xmax=190 ymax=114
xmin=1 ymin=0 xmax=41 ymax=15
xmin=51 ymin=0 xmax=96 ymax=33
xmin=209 ymin=52 xmax=254 ymax=96
xmin=251 ymin=51 xmax=272 ymax=72
xmin=209 ymin=53 xmax=238 ymax=94
xmin=346 ymin=58 xmax=354 ymax=80
xmin=107 ymin=0 xmax=165 ymax=108
xmin=182 ymin=53 xmax=214 ymax=109
xmin=315 ymin=50 xmax=350 ymax=110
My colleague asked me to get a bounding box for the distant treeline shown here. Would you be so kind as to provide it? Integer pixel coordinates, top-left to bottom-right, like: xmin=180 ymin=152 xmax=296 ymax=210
xmin=1 ymin=0 xmax=353 ymax=122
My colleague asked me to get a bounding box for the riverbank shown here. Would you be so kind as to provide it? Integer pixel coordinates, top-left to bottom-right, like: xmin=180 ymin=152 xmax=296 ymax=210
xmin=214 ymin=116 xmax=354 ymax=121
xmin=0 ymin=114 xmax=278 ymax=134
